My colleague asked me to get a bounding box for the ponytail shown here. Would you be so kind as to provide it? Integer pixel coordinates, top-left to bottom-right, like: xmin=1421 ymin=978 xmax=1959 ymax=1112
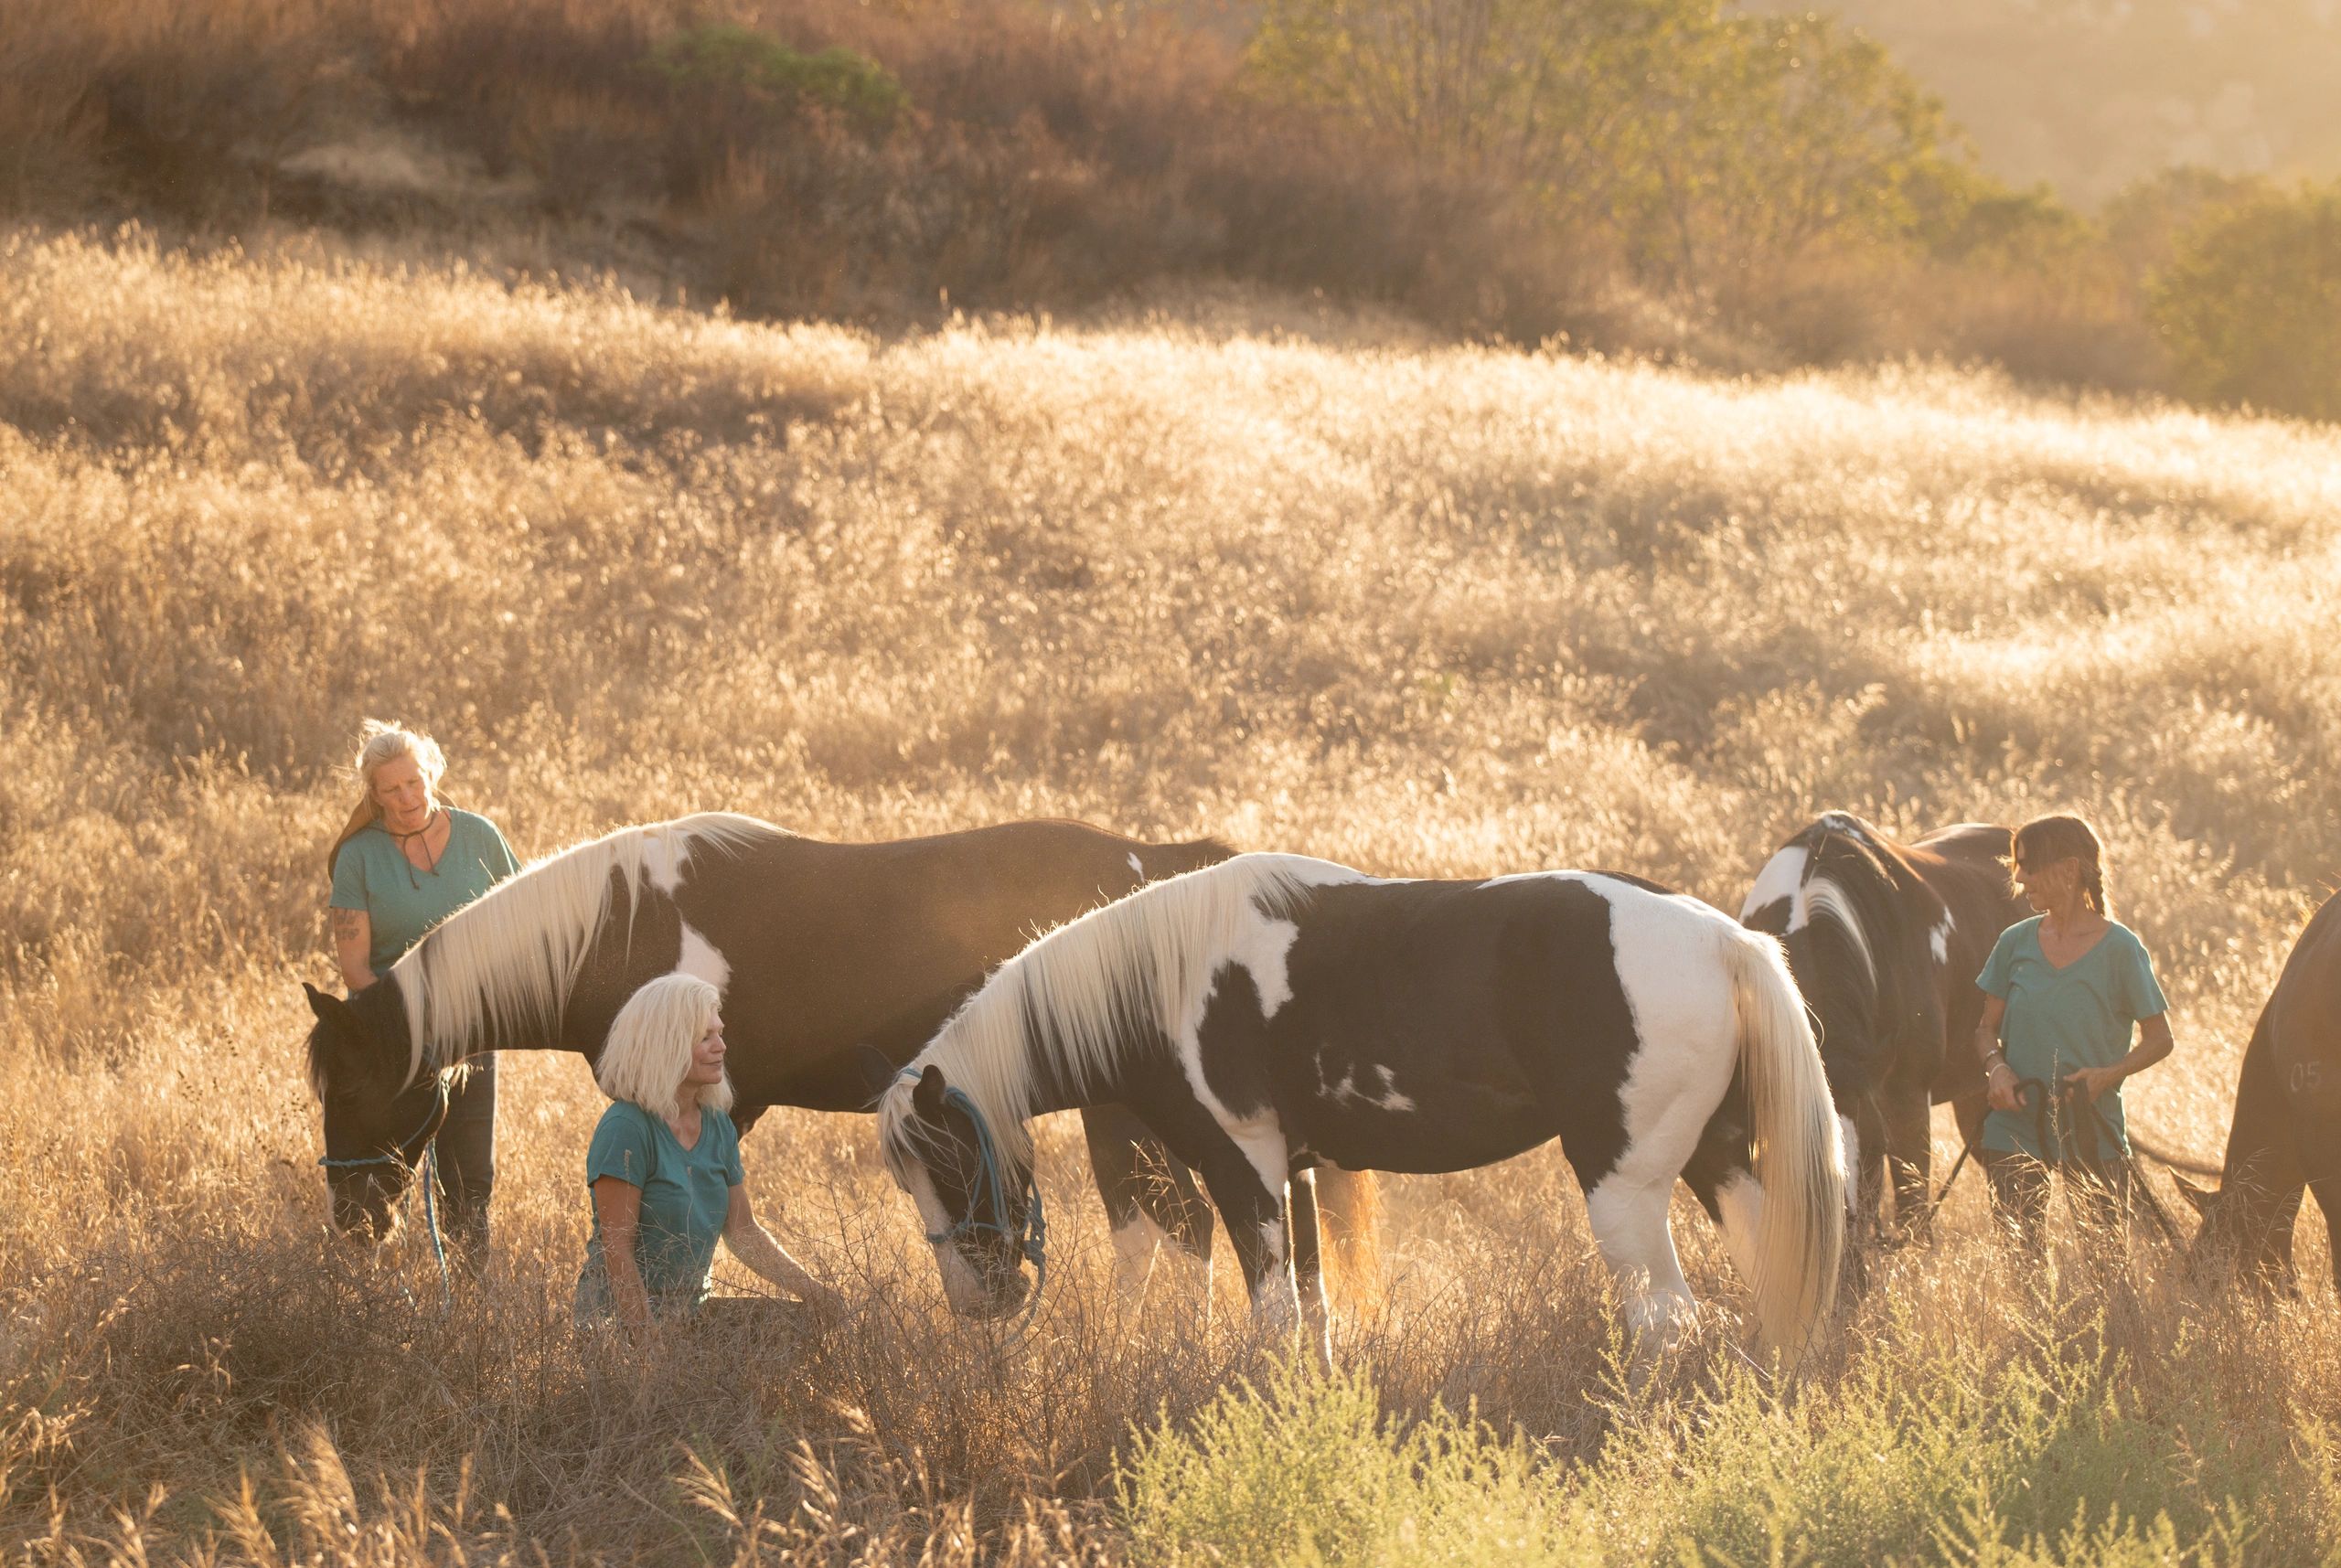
xmin=326 ymin=796 xmax=383 ymax=878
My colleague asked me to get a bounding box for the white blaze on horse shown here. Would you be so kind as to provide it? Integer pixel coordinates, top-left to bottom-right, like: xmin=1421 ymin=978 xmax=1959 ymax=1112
xmin=299 ymin=812 xmax=1375 ymax=1286
xmin=878 ymin=853 xmax=1844 ymax=1368
xmin=1740 ymin=812 xmax=2027 ymax=1243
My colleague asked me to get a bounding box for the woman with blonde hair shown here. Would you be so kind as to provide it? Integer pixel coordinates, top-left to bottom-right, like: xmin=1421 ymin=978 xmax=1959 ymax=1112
xmin=574 ymin=973 xmax=844 ymax=1329
xmin=1972 ymin=814 xmax=2176 ymax=1254
xmin=326 ymin=719 xmax=520 ymax=1262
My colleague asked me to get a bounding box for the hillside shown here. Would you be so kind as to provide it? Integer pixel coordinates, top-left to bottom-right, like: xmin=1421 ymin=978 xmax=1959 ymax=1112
xmin=5 ymin=229 xmax=2341 ymax=1563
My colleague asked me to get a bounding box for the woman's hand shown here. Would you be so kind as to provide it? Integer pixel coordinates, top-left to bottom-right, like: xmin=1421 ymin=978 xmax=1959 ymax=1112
xmin=1986 ymin=1061 xmax=2023 ymax=1112
xmin=2062 ymin=1064 xmax=2125 ymax=1103
xmin=796 ymin=1280 xmax=849 ymax=1321
xmin=1974 ymin=994 xmax=2015 ymax=1108
xmin=723 ymin=1185 xmax=844 ymax=1317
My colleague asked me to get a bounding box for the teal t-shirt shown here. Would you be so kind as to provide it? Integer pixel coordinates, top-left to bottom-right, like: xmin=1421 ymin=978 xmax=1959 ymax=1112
xmin=572 ymin=1102 xmax=744 ymax=1325
xmin=1977 ymin=916 xmax=2168 ymax=1162
xmin=329 ymin=808 xmax=520 ymax=975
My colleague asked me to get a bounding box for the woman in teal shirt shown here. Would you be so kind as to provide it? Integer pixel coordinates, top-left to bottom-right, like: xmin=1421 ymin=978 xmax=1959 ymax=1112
xmin=1972 ymin=815 xmax=2176 ymax=1254
xmin=574 ymin=973 xmax=844 ymax=1329
xmin=327 ymin=720 xmax=520 ymax=1263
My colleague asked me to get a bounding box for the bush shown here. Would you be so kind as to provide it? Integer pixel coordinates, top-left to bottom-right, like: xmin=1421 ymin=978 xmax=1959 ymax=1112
xmin=2150 ymin=182 xmax=2341 ymax=421
xmin=1117 ymin=1356 xmax=1596 ymax=1567
xmin=648 ymin=23 xmax=906 ymax=133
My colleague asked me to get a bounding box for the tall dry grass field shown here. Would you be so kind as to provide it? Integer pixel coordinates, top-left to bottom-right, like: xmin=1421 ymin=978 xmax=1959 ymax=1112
xmin=5 ymin=226 xmax=2341 ymax=1564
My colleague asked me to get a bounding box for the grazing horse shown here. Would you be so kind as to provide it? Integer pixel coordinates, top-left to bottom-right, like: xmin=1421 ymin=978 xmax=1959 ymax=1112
xmin=878 ymin=853 xmax=1844 ymax=1367
xmin=2174 ymin=887 xmax=2341 ymax=1291
xmin=1740 ymin=812 xmax=2027 ymax=1242
xmin=299 ymin=813 xmax=1375 ymax=1288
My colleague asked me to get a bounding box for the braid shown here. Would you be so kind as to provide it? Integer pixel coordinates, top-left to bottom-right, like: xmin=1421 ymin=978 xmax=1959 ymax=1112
xmin=2083 ymin=856 xmax=2109 ymax=917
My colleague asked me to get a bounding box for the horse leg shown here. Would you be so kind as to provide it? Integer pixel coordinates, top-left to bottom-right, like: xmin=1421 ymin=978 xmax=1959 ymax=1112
xmin=2308 ymin=1173 xmax=2341 ymax=1299
xmin=1181 ymin=1123 xmax=1301 ymax=1339
xmin=432 ymin=1056 xmax=497 ymax=1270
xmin=1309 ymin=1165 xmax=1383 ymax=1303
xmin=1882 ymin=1082 xmax=1935 ymax=1244
xmin=1585 ymin=1177 xmax=1697 ymax=1368
xmin=1081 ymin=1104 xmax=1215 ymax=1305
xmin=1287 ymin=1162 xmax=1332 ymax=1369
xmin=1844 ymin=1097 xmax=1890 ymax=1253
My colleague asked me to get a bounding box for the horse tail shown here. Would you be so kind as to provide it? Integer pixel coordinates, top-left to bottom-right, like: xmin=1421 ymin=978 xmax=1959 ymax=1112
xmin=1725 ymin=926 xmax=1845 ymax=1370
xmin=1315 ymin=1166 xmax=1384 ymax=1302
xmin=2125 ymin=1130 xmax=2222 ymax=1178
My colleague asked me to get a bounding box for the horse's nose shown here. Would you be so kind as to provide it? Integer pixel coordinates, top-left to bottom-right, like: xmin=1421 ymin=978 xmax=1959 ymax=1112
xmin=328 ymin=1176 xmax=395 ymax=1242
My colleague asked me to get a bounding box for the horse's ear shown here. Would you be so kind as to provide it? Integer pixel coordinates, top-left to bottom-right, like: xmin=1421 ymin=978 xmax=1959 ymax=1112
xmin=304 ymin=981 xmax=356 ymax=1029
xmin=855 ymin=1044 xmax=896 ymax=1102
xmin=2172 ymin=1172 xmax=2218 ymax=1216
xmin=913 ymin=1064 xmax=947 ymax=1118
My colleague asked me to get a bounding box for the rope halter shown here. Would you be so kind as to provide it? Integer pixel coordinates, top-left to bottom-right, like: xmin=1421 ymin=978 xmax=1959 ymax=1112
xmin=318 ymin=1074 xmax=454 ymax=1311
xmin=901 ymin=1070 xmax=1049 ymax=1334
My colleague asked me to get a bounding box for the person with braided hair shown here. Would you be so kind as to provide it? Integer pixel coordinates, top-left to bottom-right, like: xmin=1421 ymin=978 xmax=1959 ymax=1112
xmin=1971 ymin=814 xmax=2176 ymax=1255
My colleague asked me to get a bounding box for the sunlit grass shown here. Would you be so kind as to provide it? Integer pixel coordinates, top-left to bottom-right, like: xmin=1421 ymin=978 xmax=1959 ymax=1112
xmin=4 ymin=227 xmax=2339 ymax=1563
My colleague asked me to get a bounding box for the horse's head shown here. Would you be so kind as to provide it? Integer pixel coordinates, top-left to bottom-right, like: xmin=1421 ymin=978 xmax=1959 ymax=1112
xmin=878 ymin=1064 xmax=1038 ymax=1319
xmin=1743 ymin=824 xmax=1931 ymax=1196
xmin=303 ymin=981 xmax=447 ymax=1241
xmin=2174 ymin=1168 xmax=2301 ymax=1292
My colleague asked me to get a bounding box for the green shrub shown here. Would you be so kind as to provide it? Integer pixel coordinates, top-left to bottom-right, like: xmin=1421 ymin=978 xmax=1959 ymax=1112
xmin=1585 ymin=1302 xmax=2272 ymax=1566
xmin=647 ymin=23 xmax=907 ymax=133
xmin=1117 ymin=1356 xmax=1596 ymax=1567
xmin=1116 ymin=1309 xmax=2290 ymax=1567
xmin=2150 ymin=182 xmax=2341 ymax=421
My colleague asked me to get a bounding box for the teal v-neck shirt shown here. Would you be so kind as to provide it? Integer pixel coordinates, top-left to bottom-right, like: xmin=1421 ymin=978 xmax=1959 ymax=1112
xmin=329 ymin=809 xmax=521 ymax=975
xmin=1976 ymin=916 xmax=2168 ymax=1161
xmin=572 ymin=1102 xmax=745 ymax=1324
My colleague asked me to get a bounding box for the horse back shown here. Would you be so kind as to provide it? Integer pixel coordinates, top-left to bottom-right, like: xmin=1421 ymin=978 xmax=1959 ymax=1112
xmin=572 ymin=819 xmax=1237 ymax=1112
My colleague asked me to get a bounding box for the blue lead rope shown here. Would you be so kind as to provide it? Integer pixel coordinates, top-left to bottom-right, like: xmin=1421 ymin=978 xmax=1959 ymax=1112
xmin=318 ymin=1083 xmax=454 ymax=1314
xmin=903 ymin=1071 xmax=1049 ymax=1339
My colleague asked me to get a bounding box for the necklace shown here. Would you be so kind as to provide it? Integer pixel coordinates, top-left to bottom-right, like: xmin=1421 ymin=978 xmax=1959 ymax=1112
xmin=390 ymin=808 xmax=444 ymax=891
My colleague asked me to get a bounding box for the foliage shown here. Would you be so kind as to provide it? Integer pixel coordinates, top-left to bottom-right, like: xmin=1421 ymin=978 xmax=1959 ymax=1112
xmin=1587 ymin=1300 xmax=2272 ymax=1564
xmin=1118 ymin=1356 xmax=1595 ymax=1566
xmin=647 ymin=23 xmax=907 ymax=133
xmin=2150 ymin=182 xmax=2341 ymax=422
xmin=1118 ymin=1308 xmax=2287 ymax=1566
xmin=1246 ymin=0 xmax=1974 ymax=293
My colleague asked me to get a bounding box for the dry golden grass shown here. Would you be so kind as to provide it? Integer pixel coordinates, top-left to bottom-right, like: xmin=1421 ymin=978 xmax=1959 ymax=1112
xmin=5 ymin=225 xmax=2341 ymax=1563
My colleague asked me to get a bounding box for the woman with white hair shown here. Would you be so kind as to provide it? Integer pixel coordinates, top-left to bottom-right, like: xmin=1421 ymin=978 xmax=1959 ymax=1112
xmin=574 ymin=973 xmax=844 ymax=1329
xmin=326 ymin=719 xmax=520 ymax=1262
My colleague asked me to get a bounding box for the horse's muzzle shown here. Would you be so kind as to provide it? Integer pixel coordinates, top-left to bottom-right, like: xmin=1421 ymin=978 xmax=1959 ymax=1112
xmin=327 ymin=1170 xmax=401 ymax=1243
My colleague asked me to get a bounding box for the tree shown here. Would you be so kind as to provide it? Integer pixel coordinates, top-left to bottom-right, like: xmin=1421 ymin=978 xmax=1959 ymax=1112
xmin=1245 ymin=0 xmax=1974 ymax=298
xmin=2151 ymin=183 xmax=2341 ymax=421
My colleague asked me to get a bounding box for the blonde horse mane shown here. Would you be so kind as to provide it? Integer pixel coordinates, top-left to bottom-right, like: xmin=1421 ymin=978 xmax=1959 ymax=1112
xmin=879 ymin=852 xmax=1356 ymax=1168
xmin=386 ymin=813 xmax=780 ymax=1085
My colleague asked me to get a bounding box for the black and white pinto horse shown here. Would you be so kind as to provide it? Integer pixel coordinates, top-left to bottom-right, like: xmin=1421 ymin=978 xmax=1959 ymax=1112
xmin=300 ymin=813 xmax=1374 ymax=1290
xmin=2175 ymin=886 xmax=2341 ymax=1291
xmin=1740 ymin=812 xmax=2027 ymax=1242
xmin=879 ymin=853 xmax=1845 ymax=1366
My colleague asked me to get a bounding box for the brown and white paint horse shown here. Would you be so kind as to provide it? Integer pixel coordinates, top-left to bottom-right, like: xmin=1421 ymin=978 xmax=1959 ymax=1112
xmin=881 ymin=853 xmax=1844 ymax=1369
xmin=1741 ymin=812 xmax=2028 ymax=1243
